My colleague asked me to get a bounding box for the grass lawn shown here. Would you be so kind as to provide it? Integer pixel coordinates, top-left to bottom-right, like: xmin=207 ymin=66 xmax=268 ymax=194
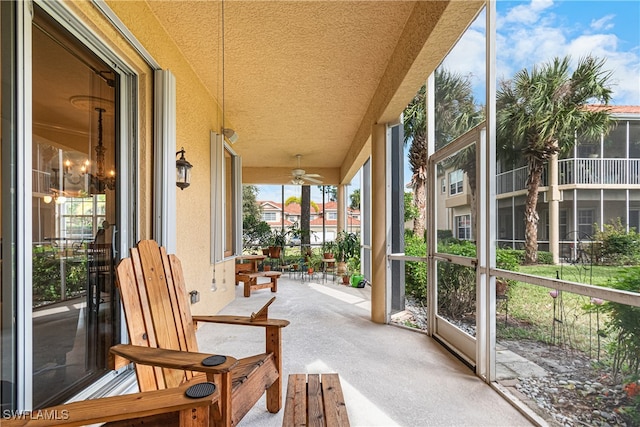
xmin=498 ymin=264 xmax=630 ymax=354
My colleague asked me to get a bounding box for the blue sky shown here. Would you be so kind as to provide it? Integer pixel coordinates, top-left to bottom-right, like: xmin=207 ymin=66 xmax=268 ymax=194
xmin=446 ymin=0 xmax=640 ymax=106
xmin=257 ymin=0 xmax=640 ymax=202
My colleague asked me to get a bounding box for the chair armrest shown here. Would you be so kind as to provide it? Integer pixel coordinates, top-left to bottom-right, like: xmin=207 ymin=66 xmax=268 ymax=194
xmin=110 ymin=344 xmax=238 ymax=373
xmin=193 ymin=315 xmax=290 ymax=328
xmin=2 ymin=381 xmax=217 ymax=427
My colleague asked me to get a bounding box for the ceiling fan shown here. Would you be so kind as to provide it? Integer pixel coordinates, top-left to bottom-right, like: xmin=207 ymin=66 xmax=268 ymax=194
xmin=290 ymin=154 xmax=323 ymax=185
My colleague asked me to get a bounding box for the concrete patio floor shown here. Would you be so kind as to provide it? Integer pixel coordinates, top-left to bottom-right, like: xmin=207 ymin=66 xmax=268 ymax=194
xmin=196 ymin=275 xmax=537 ymax=426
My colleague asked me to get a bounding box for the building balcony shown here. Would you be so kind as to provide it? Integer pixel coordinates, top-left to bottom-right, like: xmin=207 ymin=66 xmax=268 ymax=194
xmin=497 ymin=158 xmax=640 ymax=195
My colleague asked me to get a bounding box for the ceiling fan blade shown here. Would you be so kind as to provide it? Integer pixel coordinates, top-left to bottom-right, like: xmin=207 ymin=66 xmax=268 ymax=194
xmin=303 ymin=176 xmax=323 ymax=184
xmin=303 ymin=173 xmax=322 ymax=178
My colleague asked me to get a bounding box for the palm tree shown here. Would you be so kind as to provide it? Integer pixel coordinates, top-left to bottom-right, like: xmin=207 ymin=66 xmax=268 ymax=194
xmin=285 ymin=192 xmax=319 ymax=253
xmin=404 ymin=69 xmax=482 ymax=237
xmin=497 ymin=55 xmax=614 ymax=264
xmin=404 ymin=84 xmax=428 ymax=237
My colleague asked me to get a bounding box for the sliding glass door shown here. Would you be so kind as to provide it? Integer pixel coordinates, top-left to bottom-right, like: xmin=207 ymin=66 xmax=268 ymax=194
xmin=30 ymin=6 xmax=120 ymax=407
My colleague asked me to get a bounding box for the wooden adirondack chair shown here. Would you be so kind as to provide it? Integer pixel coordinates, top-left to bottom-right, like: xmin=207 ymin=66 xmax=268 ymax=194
xmin=2 ymin=377 xmax=234 ymax=427
xmin=5 ymin=240 xmax=289 ymax=427
xmin=110 ymin=239 xmax=290 ymax=426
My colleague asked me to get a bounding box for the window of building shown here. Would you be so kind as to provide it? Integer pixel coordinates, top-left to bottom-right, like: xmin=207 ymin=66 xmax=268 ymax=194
xmin=455 ymin=214 xmax=471 ymax=240
xmin=578 ymin=209 xmax=594 ymax=237
xmin=262 ymin=212 xmax=276 ymax=222
xmin=223 ymin=148 xmax=235 ymax=257
xmin=60 ymin=196 xmax=106 ymax=241
xmin=327 ymin=211 xmax=337 ymax=220
xmin=449 ymin=170 xmax=463 ymax=195
xmin=212 ymin=136 xmax=241 ymax=260
xmin=441 ymin=178 xmax=446 ymax=193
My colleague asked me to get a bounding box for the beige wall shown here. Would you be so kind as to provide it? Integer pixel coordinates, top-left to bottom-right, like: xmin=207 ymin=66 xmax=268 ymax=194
xmin=69 ymin=0 xmax=234 ymax=314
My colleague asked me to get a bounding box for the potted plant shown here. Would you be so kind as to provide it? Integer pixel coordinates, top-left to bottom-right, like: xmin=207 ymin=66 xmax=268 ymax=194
xmin=335 ymin=231 xmax=359 ymax=275
xmin=305 ymin=253 xmax=321 ymax=274
xmin=269 ymin=228 xmax=288 ymax=259
xmin=321 ymin=241 xmax=337 ymax=261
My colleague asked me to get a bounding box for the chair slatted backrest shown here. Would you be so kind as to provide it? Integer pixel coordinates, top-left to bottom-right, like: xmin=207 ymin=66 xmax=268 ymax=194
xmin=116 ymin=240 xmax=199 ymax=391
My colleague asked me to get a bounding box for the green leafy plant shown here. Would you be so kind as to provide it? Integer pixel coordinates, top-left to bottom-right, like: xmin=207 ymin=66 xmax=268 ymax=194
xmin=404 ymin=231 xmax=427 ymax=298
xmin=270 ymin=228 xmax=289 ymax=248
xmin=335 ymin=231 xmax=359 ymax=263
xmin=603 ymin=267 xmax=640 ymax=380
xmin=321 ymin=241 xmax=337 ymax=257
xmin=347 ymin=257 xmax=360 ymax=275
xmin=593 ymin=218 xmax=640 ymax=266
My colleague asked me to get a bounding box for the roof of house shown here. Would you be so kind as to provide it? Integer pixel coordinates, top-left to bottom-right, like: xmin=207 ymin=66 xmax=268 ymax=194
xmin=586 ymin=105 xmax=640 ymax=114
xmin=258 ymin=200 xmax=360 ymax=216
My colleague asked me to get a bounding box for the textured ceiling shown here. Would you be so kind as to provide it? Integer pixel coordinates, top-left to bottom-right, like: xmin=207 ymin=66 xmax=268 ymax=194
xmin=146 ymin=1 xmax=484 ymax=184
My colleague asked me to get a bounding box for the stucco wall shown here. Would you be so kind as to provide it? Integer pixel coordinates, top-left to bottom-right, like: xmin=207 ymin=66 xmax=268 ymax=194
xmin=69 ymin=0 xmax=234 ymax=314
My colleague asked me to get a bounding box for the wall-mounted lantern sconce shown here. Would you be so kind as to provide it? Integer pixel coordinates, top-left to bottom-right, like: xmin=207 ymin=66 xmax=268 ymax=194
xmin=189 ymin=290 xmax=200 ymax=304
xmin=176 ymin=147 xmax=193 ymax=190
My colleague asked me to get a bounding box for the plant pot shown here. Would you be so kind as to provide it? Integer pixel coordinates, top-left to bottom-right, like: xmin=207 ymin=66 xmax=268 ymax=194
xmin=337 ymin=261 xmax=347 ymax=275
xmin=323 ymin=253 xmax=333 ymax=259
xmin=307 ymin=268 xmax=314 ymax=274
xmin=342 ymin=274 xmax=350 ymax=285
xmin=262 ymin=248 xmax=270 ymax=256
xmin=269 ymin=246 xmax=281 ymax=259
xmin=264 ymin=265 xmax=271 ymax=271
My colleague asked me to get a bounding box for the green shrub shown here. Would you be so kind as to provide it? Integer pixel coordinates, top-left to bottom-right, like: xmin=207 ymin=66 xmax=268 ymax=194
xmin=603 ymin=267 xmax=640 ymax=381
xmin=506 ymin=249 xmax=553 ymax=265
xmin=404 ymin=232 xmax=427 ymax=298
xmin=437 ymin=229 xmax=454 ymax=243
xmin=537 ymin=251 xmax=554 ymax=265
xmin=593 ymin=218 xmax=640 ymax=266
xmin=496 ymin=248 xmax=520 ymax=271
xmin=32 ymin=253 xmax=87 ymax=305
xmin=436 ymin=240 xmax=476 ymax=319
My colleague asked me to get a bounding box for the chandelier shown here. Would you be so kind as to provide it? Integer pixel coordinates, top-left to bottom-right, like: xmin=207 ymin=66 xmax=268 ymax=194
xmin=89 ymin=107 xmax=116 ymax=194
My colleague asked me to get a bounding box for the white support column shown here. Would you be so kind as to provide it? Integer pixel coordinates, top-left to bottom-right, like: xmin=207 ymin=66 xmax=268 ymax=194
xmin=549 ymin=153 xmax=560 ymax=264
xmin=371 ymin=123 xmax=389 ymax=324
xmin=479 ymin=0 xmax=497 ymax=382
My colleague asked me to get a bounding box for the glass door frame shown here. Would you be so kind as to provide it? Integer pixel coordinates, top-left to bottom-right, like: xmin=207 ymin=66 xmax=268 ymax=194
xmin=14 ymin=0 xmax=138 ymax=410
xmin=427 ymin=124 xmax=484 ymax=368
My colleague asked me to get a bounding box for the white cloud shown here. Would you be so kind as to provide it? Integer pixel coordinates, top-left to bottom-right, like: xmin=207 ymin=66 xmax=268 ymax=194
xmin=590 ymin=14 xmax=615 ymax=32
xmin=501 ymin=0 xmax=554 ymax=26
xmin=441 ymin=26 xmax=487 ymax=102
xmin=491 ymin=1 xmax=640 ymax=105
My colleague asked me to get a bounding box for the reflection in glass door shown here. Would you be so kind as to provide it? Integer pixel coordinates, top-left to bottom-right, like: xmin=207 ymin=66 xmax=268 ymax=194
xmin=31 ymin=8 xmax=119 ymax=407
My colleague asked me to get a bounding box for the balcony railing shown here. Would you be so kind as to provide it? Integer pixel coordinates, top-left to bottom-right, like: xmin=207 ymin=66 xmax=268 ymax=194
xmin=497 ymin=158 xmax=640 ymax=194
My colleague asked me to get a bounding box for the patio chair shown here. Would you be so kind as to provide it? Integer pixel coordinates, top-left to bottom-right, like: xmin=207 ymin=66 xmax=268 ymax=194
xmin=5 ymin=239 xmax=289 ymax=427
xmin=111 ymin=239 xmax=290 ymax=425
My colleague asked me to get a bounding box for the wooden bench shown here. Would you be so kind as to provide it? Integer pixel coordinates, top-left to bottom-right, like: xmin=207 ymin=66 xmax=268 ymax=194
xmin=283 ymin=373 xmax=350 ymax=427
xmin=236 ymin=263 xmax=282 ymax=297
